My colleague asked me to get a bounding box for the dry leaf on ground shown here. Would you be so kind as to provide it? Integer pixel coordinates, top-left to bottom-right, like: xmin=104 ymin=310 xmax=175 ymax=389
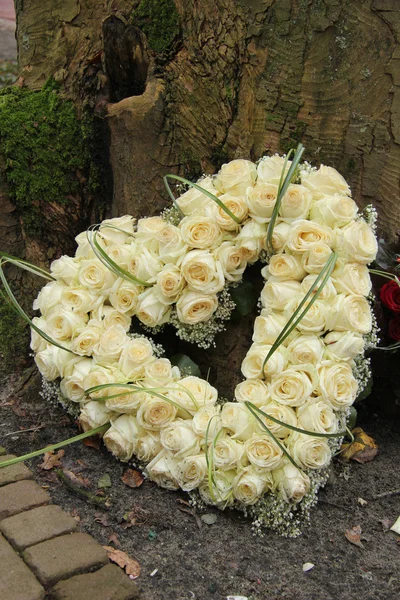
xmin=103 ymin=546 xmax=141 ymax=578
xmin=39 ymin=450 xmax=65 ymax=470
xmin=340 ymin=428 xmax=378 ymax=464
xmin=345 ymin=525 xmax=364 ymax=548
xmin=83 ymin=436 xmax=101 ymax=450
xmin=121 ymin=468 xmax=144 ymax=488
xmin=108 ymin=532 xmax=121 ymax=547
xmin=62 ymin=468 xmax=90 ymax=488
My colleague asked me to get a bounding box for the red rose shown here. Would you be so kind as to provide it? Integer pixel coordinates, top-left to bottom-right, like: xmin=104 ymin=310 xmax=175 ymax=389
xmin=380 ymin=280 xmax=400 ymax=313
xmin=389 ymin=315 xmax=400 ymax=341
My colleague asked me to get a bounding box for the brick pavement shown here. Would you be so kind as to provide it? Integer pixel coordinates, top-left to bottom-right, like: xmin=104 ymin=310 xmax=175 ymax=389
xmin=0 ymin=453 xmax=140 ymax=599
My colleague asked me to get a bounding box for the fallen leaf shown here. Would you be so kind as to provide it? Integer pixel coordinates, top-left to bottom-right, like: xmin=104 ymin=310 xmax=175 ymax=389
xmin=340 ymin=428 xmax=378 ymax=464
xmin=97 ymin=473 xmax=112 ymax=489
xmin=201 ymin=513 xmax=217 ymax=525
xmin=108 ymin=532 xmax=121 ymax=547
xmin=39 ymin=450 xmax=65 ymax=470
xmin=390 ymin=516 xmax=400 ymax=535
xmin=83 ymin=436 xmax=101 ymax=450
xmin=379 ymin=518 xmax=393 ymax=532
xmin=103 ymin=546 xmax=140 ymax=578
xmin=69 ymin=508 xmax=81 ymax=523
xmin=345 ymin=525 xmax=364 ymax=548
xmin=94 ymin=512 xmax=111 ymax=527
xmin=62 ymin=468 xmax=90 ymax=488
xmin=121 ymin=506 xmax=149 ymax=528
xmin=121 ymin=469 xmax=144 ymax=489
xmin=302 ymin=562 xmax=315 ymax=572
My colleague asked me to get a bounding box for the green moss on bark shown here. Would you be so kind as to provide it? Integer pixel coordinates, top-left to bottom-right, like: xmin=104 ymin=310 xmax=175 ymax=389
xmin=0 ymin=295 xmax=29 ymax=372
xmin=132 ymin=0 xmax=180 ymax=53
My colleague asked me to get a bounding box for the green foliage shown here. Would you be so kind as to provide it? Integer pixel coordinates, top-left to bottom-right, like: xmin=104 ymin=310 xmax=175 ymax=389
xmin=132 ymin=0 xmax=180 ymax=53
xmin=170 ymin=353 xmax=201 ymax=377
xmin=230 ymin=280 xmax=258 ymax=318
xmin=0 ymin=294 xmax=29 ymax=370
xmin=0 ymin=80 xmax=92 ymax=237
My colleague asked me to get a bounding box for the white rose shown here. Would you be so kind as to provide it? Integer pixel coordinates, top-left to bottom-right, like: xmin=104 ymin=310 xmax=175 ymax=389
xmin=269 ymin=366 xmax=315 ymax=407
xmin=235 ymin=220 xmax=266 ymax=263
xmin=91 ymin=305 xmax=131 ymax=331
xmin=172 ymin=376 xmax=218 ymax=415
xmin=105 ymin=388 xmax=146 ymax=413
xmin=136 ymin=288 xmax=171 ymax=327
xmin=79 ymin=401 xmax=113 ymax=431
xmin=61 ymin=286 xmax=102 ymax=314
xmin=30 ymin=317 xmax=49 ymax=353
xmin=234 ymin=379 xmax=270 ymax=408
xmin=302 ymin=244 xmax=333 ymax=274
xmin=136 ymin=216 xmax=165 ymax=239
xmin=181 ymin=250 xmax=225 ymax=294
xmin=176 ymin=290 xmax=218 ymax=324
xmin=118 ymin=337 xmax=154 ymax=379
xmin=134 ymin=432 xmax=162 ymax=462
xmin=33 ymin=281 xmax=68 ymax=316
xmin=221 ymin=402 xmax=257 ymax=441
xmin=92 ymin=324 xmax=128 ymax=365
xmin=214 ymin=242 xmax=247 ymax=282
xmin=46 ymin=308 xmax=88 ymax=340
xmin=245 ymin=433 xmax=283 ymax=469
xmin=79 ymin=258 xmax=117 ymax=292
xmin=212 ymin=193 xmax=248 ymax=230
xmin=127 ymin=247 xmax=162 ymax=284
xmin=241 ymin=344 xmax=287 ymax=379
xmin=136 ymin=397 xmax=178 ymax=431
xmin=310 ymin=194 xmax=358 ymax=228
xmin=60 ymin=358 xmax=93 ymax=402
xmin=317 ymin=361 xmax=358 ymax=410
xmin=179 ymin=215 xmax=223 ymax=250
xmin=332 ymin=262 xmax=372 ymax=296
xmin=143 ymin=358 xmax=178 ymax=387
xmin=35 ymin=345 xmax=62 ymax=381
xmin=284 ymin=296 xmax=327 ymax=334
xmin=232 ymin=466 xmax=270 ymax=505
xmin=252 ymin=312 xmax=287 ymax=345
xmin=83 ymin=365 xmax=126 ymax=399
xmin=75 ymin=231 xmax=95 ymax=259
xmin=301 ymin=165 xmax=351 ymax=198
xmin=192 ymin=403 xmax=222 ymax=441
xmin=286 ymin=220 xmax=333 ymax=253
xmin=146 ymin=450 xmax=181 ymax=490
xmin=104 ymin=243 xmax=132 ymax=269
xmin=212 ymin=435 xmax=246 ymax=471
xmin=336 ymin=221 xmax=377 ymax=264
xmin=176 ymin=455 xmax=208 ymax=491
xmin=100 ymin=215 xmax=135 ymax=246
xmin=261 ymin=278 xmax=302 ymax=312
xmin=326 ymin=294 xmax=372 ymax=334
xmin=50 ymin=256 xmax=81 ymax=285
xmin=214 ymin=159 xmax=257 ymax=196
xmin=103 ymin=414 xmax=144 ymax=461
xmin=287 ymin=433 xmax=331 ymax=469
xmin=156 ymin=225 xmax=188 ymax=266
xmin=300 ymin=274 xmax=337 ymax=302
xmin=199 ymin=469 xmax=235 ymax=507
xmin=160 ymin=420 xmax=200 ymax=457
xmin=272 ymin=462 xmax=310 ymax=503
xmin=266 ymin=253 xmax=306 ymax=281
xmin=257 ymin=155 xmax=291 ymax=183
xmin=297 ymin=397 xmax=337 ymax=434
xmin=256 ymin=401 xmax=298 ymax=439
xmin=324 ymin=331 xmax=365 ymax=361
xmin=287 ymin=335 xmax=324 ymax=365
xmin=279 ymin=184 xmax=312 ymax=221
xmin=176 ymin=177 xmax=217 ymax=215
xmin=109 ymin=278 xmax=143 ymax=315
xmin=156 ymin=264 xmax=185 ymax=302
xmin=269 ymin=221 xmax=292 ymax=253
xmin=246 ymin=183 xmax=278 ymax=222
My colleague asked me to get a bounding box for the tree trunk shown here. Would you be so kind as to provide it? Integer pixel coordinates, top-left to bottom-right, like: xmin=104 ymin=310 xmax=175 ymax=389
xmin=1 ymin=0 xmax=400 ymax=395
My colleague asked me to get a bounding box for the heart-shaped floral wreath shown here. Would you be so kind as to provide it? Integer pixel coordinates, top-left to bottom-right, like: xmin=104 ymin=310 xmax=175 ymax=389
xmin=1 ymin=145 xmax=384 ymax=536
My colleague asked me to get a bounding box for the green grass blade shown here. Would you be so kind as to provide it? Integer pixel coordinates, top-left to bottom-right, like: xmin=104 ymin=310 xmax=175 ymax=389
xmin=368 ymin=269 xmax=400 ymax=284
xmin=0 ymin=252 xmax=55 ymax=281
xmin=373 ymin=341 xmax=400 ymax=351
xmin=164 ymin=174 xmax=241 ymax=224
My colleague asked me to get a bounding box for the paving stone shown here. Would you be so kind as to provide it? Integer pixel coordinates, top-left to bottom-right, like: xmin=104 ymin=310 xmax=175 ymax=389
xmin=0 ymin=454 xmax=33 ymax=486
xmin=23 ymin=532 xmax=109 ymax=588
xmin=49 ymin=563 xmax=141 ymax=600
xmin=0 ymin=479 xmax=50 ymax=520
xmin=0 ymin=533 xmax=45 ymax=600
xmin=0 ymin=504 xmax=78 ymax=550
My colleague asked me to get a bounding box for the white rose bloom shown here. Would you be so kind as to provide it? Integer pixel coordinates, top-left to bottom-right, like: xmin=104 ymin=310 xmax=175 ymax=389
xmin=310 ymin=194 xmax=358 ymax=228
xmin=279 ymin=184 xmax=312 ymax=221
xmin=336 ymin=220 xmax=377 ymax=264
xmin=176 ymin=289 xmax=218 ymax=324
xmin=232 ymin=466 xmax=269 ymax=505
xmin=221 ymin=402 xmax=257 ymax=441
xmin=33 ymin=281 xmax=68 ymax=316
xmin=61 ymin=286 xmax=102 ymax=314
xmin=284 ymin=297 xmax=327 ymax=334
xmin=261 ymin=278 xmax=302 ymax=312
xmin=324 ymin=331 xmax=365 ymax=361
xmin=50 ymin=256 xmax=81 ymax=285
xmin=246 ymin=183 xmax=278 ymax=222
xmin=257 ymin=155 xmax=291 ymax=183
xmin=181 ymin=250 xmax=225 ymax=295
xmin=30 ymin=317 xmax=49 ymax=353
xmin=118 ymin=337 xmax=154 ymax=380
xmin=212 ymin=193 xmax=248 ymax=231
xmin=177 ymin=455 xmax=208 ymax=491
xmin=269 ymin=221 xmax=292 ymax=253
xmin=75 ymin=231 xmax=95 ymax=259
xmin=92 ymin=324 xmax=128 ymax=366
xmin=91 ymin=305 xmax=131 ymax=331
xmin=241 ymin=344 xmax=287 ymax=379
xmin=287 ymin=335 xmax=324 ymax=365
xmin=266 ymin=253 xmax=306 ymax=281
xmin=235 ymin=220 xmax=266 ymax=263
xmin=143 ymin=358 xmax=178 ymax=387
xmin=83 ymin=365 xmax=126 ymax=399
xmin=256 ymin=401 xmax=298 ymax=439
xmin=156 ymin=224 xmax=188 ymax=266
xmin=71 ymin=323 xmax=103 ymax=358
xmin=214 ymin=159 xmax=257 ymax=196
xmin=134 ymin=432 xmax=162 ymax=462
xmin=127 ymin=247 xmax=162 ymax=284
xmin=79 ymin=401 xmax=112 ymax=431
xmin=199 ymin=469 xmax=235 ymax=507
xmin=302 ymin=244 xmax=332 ymax=274
xmin=332 ymin=262 xmax=372 ymax=296
xmin=301 ymin=165 xmax=351 ymax=199
xmin=156 ymin=264 xmax=185 ymax=302
xmin=35 ymin=345 xmax=62 ymax=381
xmin=234 ymin=379 xmax=270 ymax=408
xmin=286 ymin=220 xmax=333 ymax=253
xmin=269 ymin=366 xmax=315 ymax=407
xmin=109 ymin=278 xmax=142 ymax=316
xmin=252 ymin=312 xmax=287 ymax=345
xmin=245 ymin=433 xmax=283 ymax=469
xmin=160 ymin=420 xmax=200 ymax=457
xmin=192 ymin=403 xmax=222 ymax=440
xmin=172 ymin=376 xmax=218 ymax=415
xmin=78 ymin=259 xmax=117 ymax=293
xmin=136 ymin=397 xmax=178 ymax=431
xmin=136 ymin=288 xmax=171 ymax=328
xmin=46 ymin=308 xmax=88 ymax=341
xmin=317 ymin=361 xmax=358 ymax=410
xmin=105 ymin=389 xmax=146 ymax=413
xmin=272 ymin=462 xmax=311 ymax=503
xmin=287 ymin=433 xmax=331 ymax=470
xmin=53 ymin=348 xmax=82 ymax=378
xmin=179 ymin=215 xmax=222 ymax=250
xmin=100 ymin=215 xmax=135 ymax=246
xmin=60 ymin=358 xmax=93 ymax=402
xmin=214 ymin=242 xmax=247 ymax=282
xmin=212 ymin=436 xmax=246 ymax=471
xmin=326 ymin=293 xmax=372 ymax=334
xmin=135 ymin=216 xmax=165 ymax=243
xmin=103 ymin=414 xmax=143 ymax=462
xmin=104 ymin=243 xmax=132 ymax=268
xmin=176 ymin=177 xmax=217 ymax=215
xmin=300 ymin=274 xmax=337 ymax=302
xmin=146 ymin=450 xmax=180 ymax=490
xmin=297 ymin=397 xmax=337 ymax=434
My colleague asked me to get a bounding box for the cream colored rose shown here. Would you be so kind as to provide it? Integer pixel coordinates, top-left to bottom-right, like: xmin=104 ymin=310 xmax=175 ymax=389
xmin=232 ymin=466 xmax=269 ymax=505
xmin=287 ymin=335 xmax=324 ymax=365
xmin=176 ymin=290 xmax=218 ymax=324
xmin=214 ymin=159 xmax=257 ymax=196
xmin=323 ymin=331 xmax=365 ymax=361
xmin=284 ymin=297 xmax=327 ymax=334
xmin=177 ymin=455 xmax=208 ymax=491
xmin=297 ymin=397 xmax=337 ymax=434
xmin=212 ymin=193 xmax=248 ymax=230
xmin=78 ymin=259 xmax=116 ymax=292
xmin=156 ymin=225 xmax=188 ymax=266
xmin=35 ymin=345 xmax=62 ymax=381
xmin=181 ymin=250 xmax=225 ymax=295
xmin=118 ymin=337 xmax=154 ymax=379
xmin=104 ymin=243 xmax=132 ymax=269
xmin=213 ymin=436 xmax=246 ymax=471
xmin=214 ymin=242 xmax=247 ymax=282
xmin=60 ymin=358 xmax=93 ymax=402
xmin=146 ymin=450 xmax=180 ymax=490
xmin=46 ymin=308 xmax=88 ymax=341
xmin=156 ymin=264 xmax=185 ymax=303
xmin=246 ymin=183 xmax=278 ymax=222
xmin=301 ymin=165 xmax=351 ymax=199
xmin=302 ymin=244 xmax=332 ymax=274
xmin=172 ymin=376 xmax=218 ymax=415
xmin=287 ymin=433 xmax=331 ymax=469
xmin=79 ymin=401 xmax=112 ymax=431
xmin=236 ymin=220 xmax=266 ymax=263
xmin=109 ymin=278 xmax=142 ymax=316
xmin=317 ymin=361 xmax=358 ymax=410
xmin=269 ymin=222 xmax=291 ymax=253
xmin=92 ymin=324 xmax=128 ymax=365
xmin=279 ymin=184 xmax=312 ymax=221
xmin=136 ymin=397 xmax=177 ymax=431
xmin=143 ymin=358 xmax=178 ymax=387
xmin=337 ymin=220 xmax=377 ymax=264
xmin=192 ymin=403 xmax=222 ymax=440
xmin=176 ymin=177 xmax=217 ymax=215
xmin=257 ymin=155 xmax=291 ymax=183
xmin=105 ymin=389 xmax=146 ymax=413
xmin=30 ymin=317 xmax=49 ymax=353
xmin=199 ymin=469 xmax=235 ymax=507
xmin=179 ymin=215 xmax=223 ymax=250
xmin=50 ymin=256 xmax=81 ymax=285
xmin=221 ymin=402 xmax=257 ymax=441
xmin=61 ymin=286 xmax=102 ymax=314
xmin=241 ymin=344 xmax=287 ymax=379
xmin=245 ymin=433 xmax=283 ymax=469
xmin=91 ymin=305 xmax=131 ymax=331
xmin=269 ymin=366 xmax=315 ymax=407
xmin=261 ymin=278 xmax=302 ymax=312
xmin=100 ymin=215 xmax=135 ymax=245
xmin=136 ymin=288 xmax=171 ymax=328
xmin=83 ymin=365 xmax=126 ymax=399
xmin=127 ymin=247 xmax=162 ymax=284
xmin=286 ymin=220 xmax=333 ymax=253
xmin=103 ymin=414 xmax=144 ymax=462
xmin=272 ymin=462 xmax=310 ymax=504
xmin=136 ymin=216 xmax=165 ymax=237
xmin=134 ymin=432 xmax=162 ymax=462
xmin=300 ymin=274 xmax=337 ymax=302
xmin=332 ymin=262 xmax=372 ymax=296
xmin=326 ymin=294 xmax=372 ymax=334
xmin=234 ymin=379 xmax=269 ymax=408
xmin=256 ymin=401 xmax=298 ymax=439
xmin=252 ymin=312 xmax=287 ymax=345
xmin=160 ymin=420 xmax=200 ymax=457
xmin=266 ymin=253 xmax=306 ymax=281
xmin=33 ymin=281 xmax=68 ymax=316
xmin=310 ymin=194 xmax=358 ymax=228
xmin=75 ymin=231 xmax=95 ymax=259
